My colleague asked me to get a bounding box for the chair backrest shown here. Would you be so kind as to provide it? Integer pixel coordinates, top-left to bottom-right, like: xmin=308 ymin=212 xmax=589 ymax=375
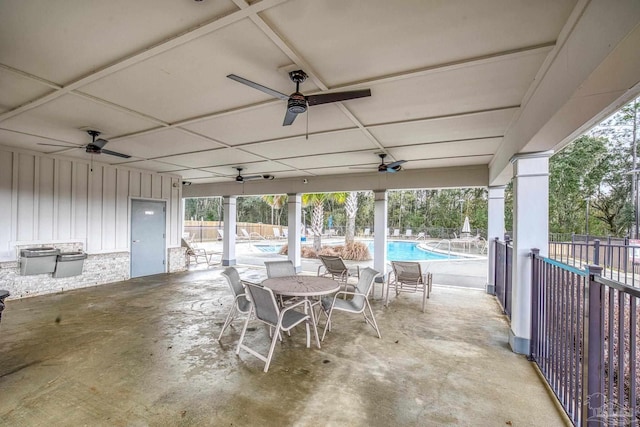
xmin=352 ymin=267 xmax=379 ymax=309
xmin=392 ymin=261 xmax=422 ymax=283
xmin=318 ymin=255 xmax=347 ymax=275
xmin=181 ymin=238 xmax=196 ymax=254
xmin=241 ymin=229 xmax=250 ymax=238
xmin=265 ymin=260 xmax=296 ymax=278
xmin=273 ymin=227 xmax=281 ymax=238
xmin=218 ymin=229 xmax=224 ymax=239
xmin=405 ymin=229 xmax=412 ymax=237
xmin=363 ymin=228 xmax=370 ymax=236
xmin=243 ymin=281 xmax=279 ymax=326
xmin=221 ymin=267 xmax=244 ymax=297
xmin=393 ymin=229 xmax=400 ymax=237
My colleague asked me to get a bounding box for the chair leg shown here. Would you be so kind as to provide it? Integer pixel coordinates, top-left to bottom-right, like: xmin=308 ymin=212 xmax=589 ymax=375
xmin=422 ymin=287 xmax=427 ymax=313
xmin=321 ymin=308 xmax=334 ymax=341
xmin=264 ymin=325 xmax=281 ymax=373
xmin=306 ymin=301 xmax=321 ymax=349
xmin=365 ymin=299 xmax=382 ymax=338
xmin=217 ymin=304 xmax=237 ymax=341
xmin=235 ymin=308 xmax=253 ymax=355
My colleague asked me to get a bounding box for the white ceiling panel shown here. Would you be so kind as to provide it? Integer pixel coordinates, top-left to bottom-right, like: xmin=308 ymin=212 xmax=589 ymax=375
xmin=117 ymin=160 xmax=188 ymax=173
xmin=202 ymin=161 xmax=294 ymax=176
xmin=369 ymin=108 xmax=519 ymax=146
xmin=0 ymin=0 xmax=238 ymax=83
xmin=389 ymin=138 xmax=502 ymax=162
xmin=407 ymin=156 xmax=494 ymax=170
xmin=261 ymin=0 xmax=575 ymax=86
xmin=0 ymin=69 xmax=54 ymax=112
xmin=245 ymin=129 xmax=375 ymax=159
xmin=165 ymin=169 xmax=218 ymax=180
xmin=349 ymin=52 xmax=548 ymax=125
xmin=80 ymin=19 xmax=305 ymax=123
xmin=107 ymin=129 xmax=223 ymax=159
xmin=0 ymin=94 xmax=157 ymax=144
xmin=184 ymin=102 xmax=355 ymax=145
xmin=157 ymin=148 xmax=265 ymax=169
xmin=280 ymin=151 xmax=380 ymax=170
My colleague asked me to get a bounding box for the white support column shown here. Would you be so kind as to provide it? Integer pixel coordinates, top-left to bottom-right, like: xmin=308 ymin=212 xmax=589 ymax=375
xmin=287 ymin=193 xmax=302 ymax=272
xmin=222 ymin=196 xmax=236 ymax=266
xmin=509 ymin=152 xmax=551 ymax=354
xmin=373 ymin=190 xmax=388 ymax=282
xmin=486 ymin=186 xmax=505 ymax=294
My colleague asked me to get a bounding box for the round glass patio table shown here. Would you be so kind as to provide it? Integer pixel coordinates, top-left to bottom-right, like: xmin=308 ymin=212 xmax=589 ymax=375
xmin=262 ymin=276 xmax=340 ymax=348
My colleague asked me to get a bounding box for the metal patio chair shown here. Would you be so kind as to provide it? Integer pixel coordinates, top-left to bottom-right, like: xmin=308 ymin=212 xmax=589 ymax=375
xmin=317 ymin=255 xmax=359 ymax=294
xmin=236 ymin=281 xmax=319 ymax=372
xmin=386 ymin=261 xmax=432 ymax=313
xmin=181 ymin=238 xmax=216 ymax=266
xmin=319 ymin=267 xmax=381 ymax=341
xmin=265 ymin=260 xmax=297 ymax=306
xmin=217 ymin=267 xmax=251 ymax=341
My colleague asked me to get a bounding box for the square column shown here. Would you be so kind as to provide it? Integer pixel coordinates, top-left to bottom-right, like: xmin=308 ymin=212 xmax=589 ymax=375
xmin=373 ymin=190 xmax=388 ymax=281
xmin=509 ymin=152 xmax=551 ymax=354
xmin=486 ymin=186 xmax=505 ymax=294
xmin=222 ymin=196 xmax=236 ymax=266
xmin=287 ymin=193 xmax=302 ymax=272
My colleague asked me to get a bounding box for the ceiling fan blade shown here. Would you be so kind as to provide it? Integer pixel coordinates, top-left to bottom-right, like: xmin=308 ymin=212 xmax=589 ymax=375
xmin=349 ymin=166 xmax=377 ymax=170
xmin=283 ymin=109 xmax=298 ymax=126
xmin=227 ymin=74 xmax=289 ymax=101
xmin=386 ymin=160 xmax=407 ymax=169
xmin=101 ymin=149 xmax=131 ymax=159
xmin=37 ymin=143 xmax=79 ymax=148
xmin=241 ymin=174 xmax=263 ymax=181
xmin=306 ymin=89 xmax=371 ymax=106
xmin=93 ymin=138 xmax=109 ymax=149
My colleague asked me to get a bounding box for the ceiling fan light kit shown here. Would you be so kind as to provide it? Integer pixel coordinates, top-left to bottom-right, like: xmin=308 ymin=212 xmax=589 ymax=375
xmin=227 ymin=69 xmax=371 ymax=126
xmin=234 ymin=167 xmax=274 ymax=183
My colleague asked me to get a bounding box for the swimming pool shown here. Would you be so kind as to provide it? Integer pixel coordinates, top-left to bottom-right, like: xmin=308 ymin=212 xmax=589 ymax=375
xmin=254 ymin=241 xmax=459 ymax=261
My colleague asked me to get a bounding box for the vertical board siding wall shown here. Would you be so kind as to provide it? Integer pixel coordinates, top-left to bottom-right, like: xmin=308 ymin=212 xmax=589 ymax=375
xmin=0 ymin=147 xmax=183 ymax=260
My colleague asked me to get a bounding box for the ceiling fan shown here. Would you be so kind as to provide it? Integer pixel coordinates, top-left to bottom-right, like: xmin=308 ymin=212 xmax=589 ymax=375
xmin=234 ymin=167 xmax=274 ymax=183
xmin=38 ymin=130 xmax=131 ymax=158
xmin=352 ymin=153 xmax=408 ymax=173
xmin=227 ymin=70 xmax=371 ymax=126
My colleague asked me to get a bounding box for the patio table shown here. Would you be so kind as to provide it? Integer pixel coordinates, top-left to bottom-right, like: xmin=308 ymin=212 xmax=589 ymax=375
xmin=262 ymin=276 xmax=340 ymax=348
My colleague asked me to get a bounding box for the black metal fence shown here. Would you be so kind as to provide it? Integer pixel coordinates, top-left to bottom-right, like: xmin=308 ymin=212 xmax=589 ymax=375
xmin=530 ymin=251 xmax=640 ymax=426
xmin=494 ymin=237 xmax=513 ymax=319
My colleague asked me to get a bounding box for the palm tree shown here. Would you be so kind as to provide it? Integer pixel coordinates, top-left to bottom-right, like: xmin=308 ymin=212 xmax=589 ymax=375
xmin=344 ymin=192 xmax=358 ymax=244
xmin=261 ymin=194 xmax=288 ymax=225
xmin=303 ymin=192 xmax=347 ymax=251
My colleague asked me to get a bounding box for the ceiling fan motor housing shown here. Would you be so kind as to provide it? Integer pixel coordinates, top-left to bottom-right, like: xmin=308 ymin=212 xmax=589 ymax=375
xmin=86 ymin=144 xmax=101 ymax=154
xmin=287 ymin=93 xmax=307 ymax=114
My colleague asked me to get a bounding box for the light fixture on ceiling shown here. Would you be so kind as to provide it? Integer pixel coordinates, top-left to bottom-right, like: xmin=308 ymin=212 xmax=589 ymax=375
xmin=182 ymin=181 xmax=192 ymax=186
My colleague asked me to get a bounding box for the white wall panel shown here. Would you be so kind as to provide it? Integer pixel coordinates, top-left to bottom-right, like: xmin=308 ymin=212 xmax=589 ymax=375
xmin=74 ymin=162 xmax=89 ymax=246
xmin=17 ymin=153 xmax=35 ymax=241
xmin=152 ymin=174 xmax=162 ymax=199
xmin=102 ymin=167 xmax=117 ymax=250
xmin=141 ymin=173 xmax=152 ymax=198
xmin=38 ymin=157 xmax=55 ymax=240
xmin=0 ymin=145 xmax=181 ymax=261
xmin=0 ymin=150 xmax=14 ymax=258
xmin=56 ymin=159 xmax=73 ymax=240
xmin=116 ymin=169 xmax=129 ymax=249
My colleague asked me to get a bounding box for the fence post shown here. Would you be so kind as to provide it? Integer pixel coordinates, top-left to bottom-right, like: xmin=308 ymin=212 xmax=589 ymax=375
xmin=582 ymin=265 xmax=604 ymax=426
xmin=593 ymin=239 xmax=600 ymax=266
xmin=528 ymin=248 xmax=540 ymax=362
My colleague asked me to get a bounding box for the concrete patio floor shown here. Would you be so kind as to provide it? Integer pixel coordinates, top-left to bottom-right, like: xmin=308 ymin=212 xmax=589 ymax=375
xmin=0 ymin=266 xmax=568 ymax=426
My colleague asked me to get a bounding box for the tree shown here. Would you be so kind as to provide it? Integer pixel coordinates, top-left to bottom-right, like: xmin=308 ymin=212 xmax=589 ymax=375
xmin=344 ymin=192 xmax=358 ymax=244
xmin=262 ymin=195 xmax=288 ymax=226
xmin=302 ymin=192 xmax=347 ymax=251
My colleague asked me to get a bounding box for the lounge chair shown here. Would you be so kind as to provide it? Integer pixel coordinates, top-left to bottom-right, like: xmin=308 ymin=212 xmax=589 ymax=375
xmin=392 ymin=229 xmax=400 ymax=238
xmin=282 ymin=228 xmax=288 ymax=238
xmin=317 ymin=255 xmax=359 ymax=294
xmin=218 ymin=267 xmax=251 ymax=341
xmin=386 ymin=261 xmax=432 ymax=313
xmin=416 ymin=232 xmax=426 ymax=240
xmin=404 ymin=229 xmax=412 ymax=239
xmin=273 ymin=228 xmax=283 ymax=239
xmin=363 ymin=228 xmax=371 ymax=237
xmin=181 ymin=238 xmax=217 ymax=266
xmin=236 ymin=281 xmax=319 ymax=372
xmin=241 ymin=228 xmax=265 ymax=240
xmin=319 ymin=267 xmax=381 ymax=341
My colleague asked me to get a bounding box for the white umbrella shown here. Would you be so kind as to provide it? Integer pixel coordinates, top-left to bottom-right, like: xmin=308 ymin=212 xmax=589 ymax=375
xmin=462 ymin=216 xmax=471 ymax=234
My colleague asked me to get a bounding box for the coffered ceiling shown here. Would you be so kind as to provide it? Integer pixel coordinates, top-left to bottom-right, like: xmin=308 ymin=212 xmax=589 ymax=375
xmin=1 ymin=0 xmax=638 ymax=190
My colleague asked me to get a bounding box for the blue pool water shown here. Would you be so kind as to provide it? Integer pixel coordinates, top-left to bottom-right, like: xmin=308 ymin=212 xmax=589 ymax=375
xmin=254 ymin=241 xmax=458 ymax=261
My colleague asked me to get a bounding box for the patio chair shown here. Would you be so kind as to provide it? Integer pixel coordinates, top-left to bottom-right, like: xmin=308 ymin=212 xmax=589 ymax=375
xmin=265 ymin=260 xmax=297 ymax=306
xmin=363 ymin=228 xmax=371 ymax=237
xmin=273 ymin=228 xmax=283 ymax=239
xmin=317 ymin=255 xmax=359 ymax=294
xmin=404 ymin=229 xmax=412 ymax=239
xmin=282 ymin=228 xmax=288 ymax=238
xmin=241 ymin=228 xmax=265 ymax=240
xmin=217 ymin=267 xmax=251 ymax=341
xmin=319 ymin=267 xmax=381 ymax=341
xmin=236 ymin=281 xmax=319 ymax=372
xmin=392 ymin=229 xmax=400 ymax=238
xmin=181 ymin=238 xmax=216 ymax=266
xmin=386 ymin=261 xmax=432 ymax=313
xmin=416 ymin=232 xmax=426 ymax=240
xmin=217 ymin=229 xmax=224 ymax=240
